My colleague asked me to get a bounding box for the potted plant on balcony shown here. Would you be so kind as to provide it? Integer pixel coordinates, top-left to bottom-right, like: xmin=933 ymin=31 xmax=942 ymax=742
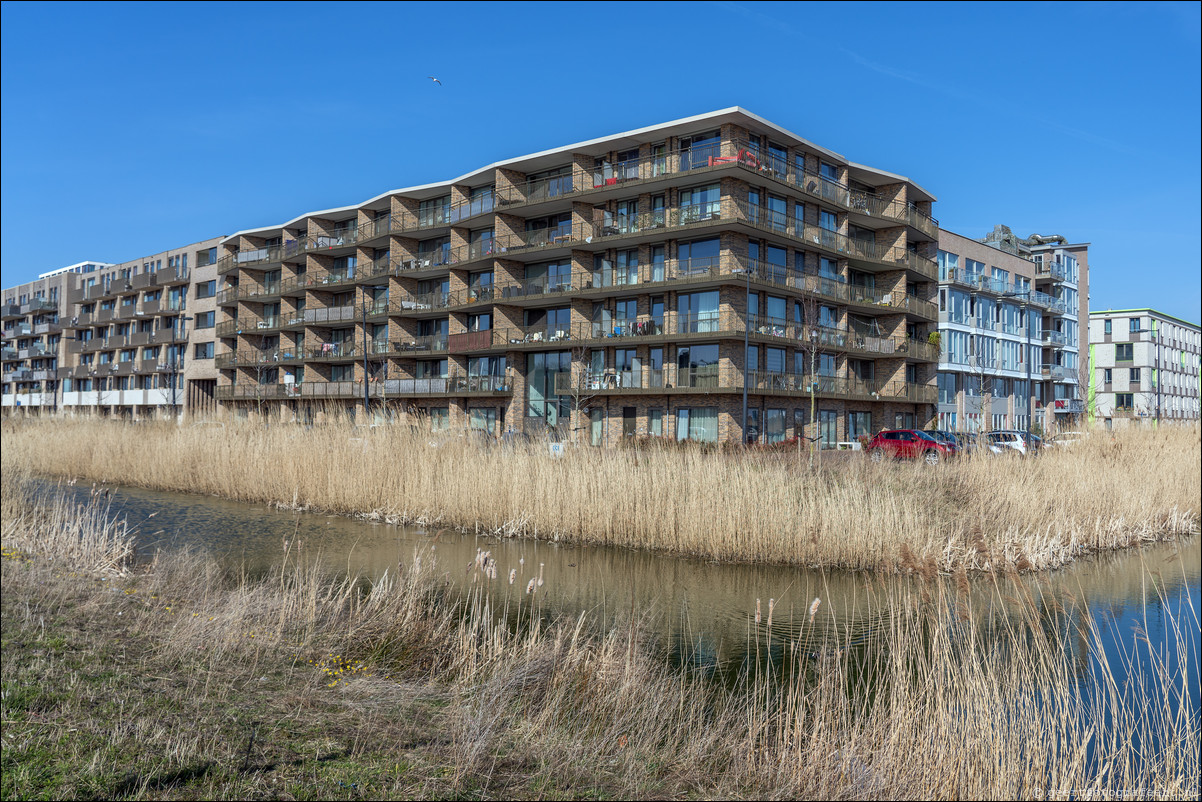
xmin=927 ymin=331 xmax=942 ymax=350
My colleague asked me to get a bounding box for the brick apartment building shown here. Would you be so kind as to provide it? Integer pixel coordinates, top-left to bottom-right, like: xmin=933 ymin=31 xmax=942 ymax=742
xmin=2 ymin=244 xmax=221 ymax=420
xmin=210 ymin=108 xmax=941 ymax=445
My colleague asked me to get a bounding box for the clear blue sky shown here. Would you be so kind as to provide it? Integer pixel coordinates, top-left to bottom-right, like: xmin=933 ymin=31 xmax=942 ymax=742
xmin=3 ymin=1 xmax=1199 ymax=323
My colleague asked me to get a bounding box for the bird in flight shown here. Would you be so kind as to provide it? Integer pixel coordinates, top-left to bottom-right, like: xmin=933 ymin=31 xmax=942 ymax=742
xmin=428 ymin=76 xmax=441 ymax=85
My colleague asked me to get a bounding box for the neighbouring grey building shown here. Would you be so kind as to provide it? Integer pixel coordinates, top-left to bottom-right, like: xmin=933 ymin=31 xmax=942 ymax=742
xmin=1087 ymin=309 xmax=1200 ymax=427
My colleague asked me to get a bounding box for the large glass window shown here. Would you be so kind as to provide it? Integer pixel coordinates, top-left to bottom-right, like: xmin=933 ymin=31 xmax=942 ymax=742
xmin=677 ymin=237 xmax=720 ymax=276
xmin=675 ymin=407 xmax=718 ymax=442
xmin=418 ymin=196 xmax=451 ymax=227
xmin=679 ymin=183 xmax=721 ymax=222
xmin=527 ymin=350 xmax=572 ymax=425
xmin=679 ymin=130 xmax=721 ymax=170
xmin=526 ymin=307 xmax=571 ymax=340
xmin=677 ymin=343 xmax=719 ymax=388
xmin=764 ymin=408 xmax=787 ymax=443
xmin=819 ymin=409 xmax=838 ymax=449
xmin=527 ymin=260 xmax=573 ymax=293
xmin=677 ymin=291 xmax=719 ymax=333
xmin=847 ymin=411 xmax=871 ymax=441
xmin=469 ymin=407 xmax=497 ymax=435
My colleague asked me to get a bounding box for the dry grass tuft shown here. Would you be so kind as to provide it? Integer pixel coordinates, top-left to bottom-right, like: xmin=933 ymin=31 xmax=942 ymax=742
xmin=1 ymin=472 xmax=1198 ymax=799
xmin=2 ymin=418 xmax=1198 ymax=575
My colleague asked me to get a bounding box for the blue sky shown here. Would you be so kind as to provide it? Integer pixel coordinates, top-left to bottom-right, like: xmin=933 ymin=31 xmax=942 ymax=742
xmin=2 ymin=1 xmax=1199 ymax=322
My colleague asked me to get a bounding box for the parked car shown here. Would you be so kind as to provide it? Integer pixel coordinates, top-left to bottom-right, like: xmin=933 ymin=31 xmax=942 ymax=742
xmin=924 ymin=429 xmax=961 ymax=451
xmin=866 ymin=429 xmax=956 ymax=464
xmin=951 ymin=431 xmax=983 ymax=455
xmin=984 ymin=430 xmax=1042 ymax=456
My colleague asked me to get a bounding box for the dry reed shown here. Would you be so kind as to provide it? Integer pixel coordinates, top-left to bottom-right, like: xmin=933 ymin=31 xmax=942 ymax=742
xmin=2 ymin=416 xmax=1198 ymax=572
xmin=2 ymin=471 xmax=1197 ymax=799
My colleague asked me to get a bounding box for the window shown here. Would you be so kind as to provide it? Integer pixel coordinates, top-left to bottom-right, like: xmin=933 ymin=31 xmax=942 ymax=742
xmin=1130 ymin=368 xmax=1141 ymax=383
xmin=1104 ymin=319 xmax=1112 ymax=335
xmin=677 ymin=344 xmax=719 ymax=387
xmin=428 ymin=407 xmax=450 ymax=431
xmin=677 ymin=291 xmax=719 ymax=333
xmin=1116 ymin=393 xmax=1134 ymax=411
xmin=1103 ymin=368 xmax=1112 ymax=384
xmin=1129 ymin=317 xmax=1141 ymax=333
xmin=678 ymin=183 xmax=721 ymax=222
xmin=818 ymin=410 xmax=838 ymax=449
xmin=679 ymin=130 xmax=721 ymax=170
xmin=847 ymin=412 xmax=871 ymax=441
xmin=1116 ymin=343 xmax=1133 ymax=362
xmin=194 ymin=342 xmax=214 ymax=359
xmin=648 ymin=408 xmax=663 ymax=437
xmin=764 ymin=408 xmax=787 ymax=444
xmin=527 ymin=350 xmax=571 ymax=425
xmin=195 ymin=311 xmax=215 ymax=328
xmin=419 ymin=196 xmax=450 ymax=227
xmin=677 ymin=237 xmax=720 ymax=275
xmin=195 ymin=280 xmax=216 ymax=299
xmin=675 ymin=407 xmax=718 ymax=442
xmin=469 ymin=407 xmax=497 ymax=435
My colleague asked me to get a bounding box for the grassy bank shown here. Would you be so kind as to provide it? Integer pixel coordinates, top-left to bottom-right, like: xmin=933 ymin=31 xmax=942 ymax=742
xmin=3 ymin=417 xmax=1199 ymax=572
xmin=2 ymin=467 xmax=1198 ymax=800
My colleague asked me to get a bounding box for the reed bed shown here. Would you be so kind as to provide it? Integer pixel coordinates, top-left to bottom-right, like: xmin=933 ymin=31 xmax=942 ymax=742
xmin=2 ymin=472 xmax=1197 ymax=799
xmin=2 ymin=416 xmax=1198 ymax=572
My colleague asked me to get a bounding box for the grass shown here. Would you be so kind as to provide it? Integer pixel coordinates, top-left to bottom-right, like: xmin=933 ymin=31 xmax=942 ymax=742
xmin=2 ymin=416 xmax=1198 ymax=572
xmin=1 ymin=466 xmax=1199 ymax=799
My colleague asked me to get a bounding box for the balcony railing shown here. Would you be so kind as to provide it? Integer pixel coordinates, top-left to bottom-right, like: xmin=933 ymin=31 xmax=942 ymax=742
xmin=217 ymin=317 xmax=284 ymax=337
xmin=216 ymin=281 xmax=283 ymax=306
xmin=394 ymin=291 xmax=452 ymax=313
xmin=307 ymin=342 xmax=357 ymax=360
xmin=379 ymin=375 xmax=512 ymax=395
xmin=1036 ymin=263 xmax=1069 ymax=282
xmin=391 ymin=334 xmax=449 ymax=354
xmin=303 ymin=305 xmax=356 ymax=325
xmin=744 ymin=371 xmax=937 ymax=403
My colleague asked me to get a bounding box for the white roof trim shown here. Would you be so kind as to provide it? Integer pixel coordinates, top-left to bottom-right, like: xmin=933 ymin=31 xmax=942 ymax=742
xmin=223 ymin=107 xmax=936 ymax=243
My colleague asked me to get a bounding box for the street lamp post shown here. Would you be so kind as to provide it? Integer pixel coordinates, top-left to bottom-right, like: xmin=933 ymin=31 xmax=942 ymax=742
xmin=1000 ymin=290 xmax=1033 ymax=442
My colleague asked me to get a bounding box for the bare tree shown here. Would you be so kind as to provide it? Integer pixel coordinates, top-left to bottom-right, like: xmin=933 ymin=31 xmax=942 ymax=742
xmin=567 ymin=343 xmax=600 ymax=445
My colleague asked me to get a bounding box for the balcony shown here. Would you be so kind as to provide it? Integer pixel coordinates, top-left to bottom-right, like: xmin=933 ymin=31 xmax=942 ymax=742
xmin=217 ymin=317 xmax=282 ymax=337
xmin=307 ymin=342 xmax=357 ymax=360
xmin=1035 ymin=263 xmax=1069 ymax=282
xmin=394 ymin=291 xmax=452 ymax=314
xmin=1042 ymin=330 xmax=1067 ymax=346
xmin=214 ymin=383 xmax=296 ymax=401
xmin=748 ymin=316 xmax=939 ymax=361
xmin=215 ymin=348 xmax=305 ymax=369
xmin=378 ymin=376 xmax=512 ymax=396
xmin=1041 ymin=365 xmax=1074 ymax=381
xmin=495 ymin=174 xmax=577 ymax=208
xmin=391 ymin=334 xmax=449 ymax=354
xmin=217 ymin=243 xmax=291 ymax=275
xmin=554 ymin=368 xmax=668 ymax=394
xmin=496 ymin=276 xmax=579 ymax=302
xmin=726 ymin=200 xmax=938 ymax=281
xmin=22 ymin=298 xmax=59 ymax=315
xmin=744 ymin=371 xmax=937 ymax=404
xmin=303 ymin=305 xmax=356 ymax=325
xmin=217 ymin=281 xmax=282 ymax=306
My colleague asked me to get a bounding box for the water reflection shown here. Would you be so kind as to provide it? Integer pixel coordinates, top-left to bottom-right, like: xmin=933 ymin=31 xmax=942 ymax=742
xmin=54 ymin=480 xmax=1199 ymax=711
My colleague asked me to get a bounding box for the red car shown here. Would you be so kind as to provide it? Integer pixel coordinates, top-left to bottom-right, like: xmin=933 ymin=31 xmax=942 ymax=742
xmin=865 ymin=429 xmax=957 ymax=465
